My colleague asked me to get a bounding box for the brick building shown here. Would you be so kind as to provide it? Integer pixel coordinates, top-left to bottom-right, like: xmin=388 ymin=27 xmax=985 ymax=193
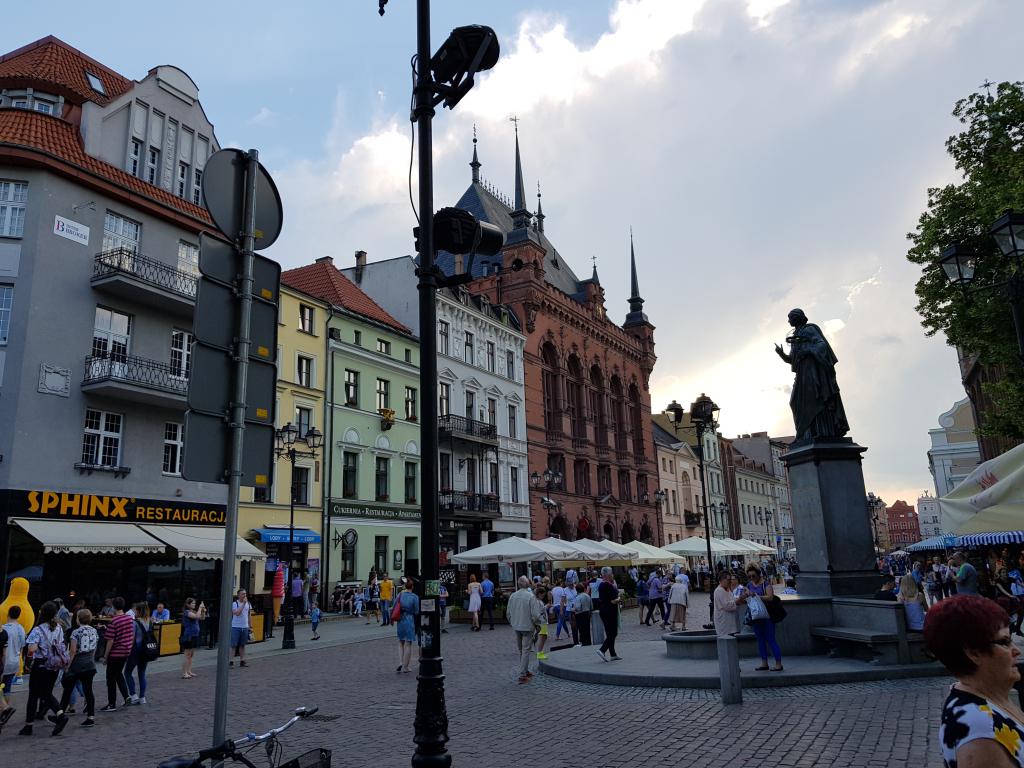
xmin=885 ymin=500 xmax=921 ymax=549
xmin=438 ymin=130 xmax=661 ymax=544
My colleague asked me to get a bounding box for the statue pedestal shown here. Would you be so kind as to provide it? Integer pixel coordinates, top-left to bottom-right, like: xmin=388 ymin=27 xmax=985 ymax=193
xmin=783 ymin=439 xmax=878 ymax=597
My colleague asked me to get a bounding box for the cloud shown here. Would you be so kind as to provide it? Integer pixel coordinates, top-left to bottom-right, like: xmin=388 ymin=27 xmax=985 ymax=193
xmin=247 ymin=106 xmax=276 ymax=125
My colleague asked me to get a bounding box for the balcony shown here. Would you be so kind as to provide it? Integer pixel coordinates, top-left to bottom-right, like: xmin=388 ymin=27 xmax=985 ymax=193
xmin=439 ymin=490 xmax=501 ymax=517
xmin=545 ymin=430 xmax=565 ymax=447
xmin=82 ymin=354 xmax=188 ymax=408
xmin=634 ymin=453 xmax=647 ymax=467
xmin=438 ymin=414 xmax=498 ymax=444
xmin=571 ymin=435 xmax=589 ymax=452
xmin=91 ymin=248 xmax=197 ymax=314
xmin=684 ymin=513 xmax=701 ymax=527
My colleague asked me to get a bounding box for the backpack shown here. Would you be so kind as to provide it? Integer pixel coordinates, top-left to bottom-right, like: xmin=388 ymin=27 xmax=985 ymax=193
xmin=43 ymin=627 xmax=70 ymax=671
xmin=136 ymin=619 xmax=159 ymax=662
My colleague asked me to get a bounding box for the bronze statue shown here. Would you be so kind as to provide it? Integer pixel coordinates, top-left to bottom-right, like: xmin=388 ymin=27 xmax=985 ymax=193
xmin=774 ymin=308 xmax=850 ymax=443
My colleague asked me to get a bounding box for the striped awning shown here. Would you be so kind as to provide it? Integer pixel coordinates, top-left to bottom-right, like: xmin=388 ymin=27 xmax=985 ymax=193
xmin=958 ymin=531 xmax=1024 ymax=547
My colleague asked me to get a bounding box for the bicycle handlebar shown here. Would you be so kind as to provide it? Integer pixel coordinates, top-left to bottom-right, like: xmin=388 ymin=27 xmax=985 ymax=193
xmin=231 ymin=706 xmax=319 ymax=748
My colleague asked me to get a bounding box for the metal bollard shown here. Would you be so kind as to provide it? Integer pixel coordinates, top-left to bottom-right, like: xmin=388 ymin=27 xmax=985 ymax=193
xmin=717 ymin=635 xmax=743 ymax=705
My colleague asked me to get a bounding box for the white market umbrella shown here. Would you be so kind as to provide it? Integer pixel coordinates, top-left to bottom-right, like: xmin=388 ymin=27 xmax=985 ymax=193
xmin=451 ymin=536 xmax=577 ymax=564
xmin=623 ymin=540 xmax=679 ymax=564
xmin=735 ymin=538 xmax=776 ymax=554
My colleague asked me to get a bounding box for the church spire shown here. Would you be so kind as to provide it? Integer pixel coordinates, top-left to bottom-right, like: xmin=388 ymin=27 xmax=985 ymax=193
xmin=510 ymin=117 xmax=530 ymax=229
xmin=591 ymin=255 xmax=600 ymax=284
xmin=624 ymin=227 xmax=648 ymax=326
xmin=470 ymin=124 xmax=481 ymax=184
xmin=536 ymin=181 xmax=545 ymax=233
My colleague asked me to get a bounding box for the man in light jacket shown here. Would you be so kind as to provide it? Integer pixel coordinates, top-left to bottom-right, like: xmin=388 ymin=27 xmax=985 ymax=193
xmin=506 ymin=576 xmax=545 ymax=684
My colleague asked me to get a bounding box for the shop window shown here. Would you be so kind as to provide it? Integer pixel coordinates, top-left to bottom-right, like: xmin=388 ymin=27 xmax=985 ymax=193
xmin=342 ymin=451 xmax=358 ymax=499
xmin=374 ymin=536 xmax=389 ymax=574
xmin=82 ymin=408 xmax=123 ymax=468
xmin=375 ymin=456 xmax=389 ymax=501
xmin=292 ymin=466 xmax=310 ymax=505
xmin=163 ymin=422 xmax=183 ymax=475
xmin=405 ymin=462 xmax=417 ymax=504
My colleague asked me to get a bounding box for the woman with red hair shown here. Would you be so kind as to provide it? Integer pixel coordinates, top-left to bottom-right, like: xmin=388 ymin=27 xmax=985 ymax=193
xmin=925 ymin=595 xmax=1024 ymax=767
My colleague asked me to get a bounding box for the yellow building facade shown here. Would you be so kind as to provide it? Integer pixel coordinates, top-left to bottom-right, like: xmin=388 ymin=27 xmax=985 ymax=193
xmin=236 ymin=285 xmax=329 ymax=601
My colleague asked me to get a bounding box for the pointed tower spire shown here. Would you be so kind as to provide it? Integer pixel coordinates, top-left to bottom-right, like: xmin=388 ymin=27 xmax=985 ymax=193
xmin=624 ymin=227 xmax=648 ymax=326
xmin=536 ymin=181 xmax=545 ymax=233
xmin=591 ymin=255 xmax=600 ymax=284
xmin=470 ymin=124 xmax=481 ymax=184
xmin=510 ymin=116 xmax=530 ymax=229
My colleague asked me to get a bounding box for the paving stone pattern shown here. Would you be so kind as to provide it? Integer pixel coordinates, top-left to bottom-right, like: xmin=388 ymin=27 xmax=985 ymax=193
xmin=0 ymin=615 xmax=948 ymax=767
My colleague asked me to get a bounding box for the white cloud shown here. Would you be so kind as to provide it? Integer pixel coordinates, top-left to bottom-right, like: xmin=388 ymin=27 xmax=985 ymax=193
xmin=247 ymin=106 xmax=276 ymax=125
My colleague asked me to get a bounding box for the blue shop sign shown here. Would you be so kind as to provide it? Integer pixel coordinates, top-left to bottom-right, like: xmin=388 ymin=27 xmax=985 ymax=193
xmin=253 ymin=527 xmax=321 ymax=544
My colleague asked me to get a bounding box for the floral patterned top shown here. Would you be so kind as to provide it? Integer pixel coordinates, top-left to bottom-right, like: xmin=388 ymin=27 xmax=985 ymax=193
xmin=941 ymin=687 xmax=1024 ymax=767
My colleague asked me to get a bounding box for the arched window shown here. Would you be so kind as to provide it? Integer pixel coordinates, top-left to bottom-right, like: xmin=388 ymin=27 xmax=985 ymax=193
xmin=620 ymin=520 xmax=635 ymax=544
xmin=629 ymin=383 xmax=645 ymax=460
xmin=566 ymin=355 xmax=585 ymax=441
xmin=550 ymin=514 xmax=569 ymax=539
xmin=589 ymin=365 xmax=607 ymax=448
xmin=541 ymin=343 xmax=561 ymax=435
xmin=603 ymin=520 xmax=615 ymax=540
xmin=610 ymin=376 xmax=626 ymax=452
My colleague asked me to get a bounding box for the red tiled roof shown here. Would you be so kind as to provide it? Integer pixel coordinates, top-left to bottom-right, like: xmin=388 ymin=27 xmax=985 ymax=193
xmin=0 ymin=36 xmax=133 ymax=106
xmin=282 ymin=259 xmax=411 ymax=335
xmin=0 ymin=109 xmax=211 ymax=225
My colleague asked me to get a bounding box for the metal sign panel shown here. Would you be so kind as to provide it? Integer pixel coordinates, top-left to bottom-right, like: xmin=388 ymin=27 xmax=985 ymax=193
xmin=187 ymin=342 xmax=276 ymax=424
xmin=202 ymin=149 xmax=283 ymax=249
xmin=193 ymin=277 xmax=278 ymax=362
xmin=182 ymin=411 xmax=274 ymax=487
xmin=199 ymin=233 xmax=281 ymax=303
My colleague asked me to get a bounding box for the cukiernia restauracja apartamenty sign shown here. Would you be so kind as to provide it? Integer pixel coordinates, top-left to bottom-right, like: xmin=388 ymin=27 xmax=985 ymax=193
xmin=329 ymin=499 xmax=421 ymax=522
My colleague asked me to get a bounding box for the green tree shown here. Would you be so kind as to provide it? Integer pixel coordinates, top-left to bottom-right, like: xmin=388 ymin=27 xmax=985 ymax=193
xmin=906 ymin=81 xmax=1024 ymax=440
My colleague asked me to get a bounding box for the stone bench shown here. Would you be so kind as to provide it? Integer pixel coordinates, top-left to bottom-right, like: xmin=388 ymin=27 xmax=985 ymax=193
xmin=810 ymin=598 xmax=928 ymax=665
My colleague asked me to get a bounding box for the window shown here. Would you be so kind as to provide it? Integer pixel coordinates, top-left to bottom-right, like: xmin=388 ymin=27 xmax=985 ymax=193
xmin=340 ymin=536 xmax=356 ymax=581
xmin=177 ymin=241 xmax=199 ymax=276
xmin=439 ymin=383 xmax=450 ymax=416
xmin=353 ymin=329 xmax=362 ymax=346
xmin=465 ymin=391 xmax=475 ymax=421
xmin=34 ymin=100 xmax=53 ymax=115
xmin=344 ymin=370 xmax=359 ymax=406
xmin=574 ymin=460 xmax=591 ymax=495
xmin=598 ymin=465 xmax=612 ymax=496
xmin=146 ymin=147 xmax=160 ymax=185
xmin=464 ymin=331 xmax=474 ymax=363
xmin=170 ymin=330 xmax=193 ymax=379
xmin=671 ymin=490 xmax=678 ymax=515
xmin=295 ymin=406 xmax=312 ymax=439
xmin=374 ymin=536 xmax=389 ymax=574
xmin=163 ymin=422 xmax=183 ymax=475
xmin=440 ymin=452 xmax=452 ymax=489
xmin=404 ymin=348 xmax=412 ymax=363
xmin=618 ymin=470 xmax=632 ymax=501
xmin=376 ymin=378 xmax=390 ymax=410
xmin=292 ymin=466 xmax=310 ymax=505
xmin=12 ymin=99 xmax=27 ymax=109
xmin=465 ymin=458 xmax=477 ymax=494
xmin=439 ymin=321 xmax=449 ymax=355
xmin=192 ymin=168 xmax=203 ymax=206
xmin=297 ymin=355 xmax=313 ymax=388
xmin=103 ymin=211 xmax=141 ymax=253
xmin=299 ymin=304 xmax=315 ymax=333
xmin=507 ymin=405 xmax=517 ymax=439
xmin=487 ymin=342 xmax=496 ymax=372
xmin=487 ymin=398 xmax=497 ymax=426
xmin=92 ymin=306 xmax=131 ymax=362
xmin=177 ymin=162 xmax=189 ymax=198
xmin=0 ymin=181 xmax=27 ymax=238
xmin=376 ymin=338 xmax=391 ymax=355
xmin=128 ymin=140 xmax=142 ymax=176
xmin=254 ymin=467 xmax=273 ymax=503
xmin=405 ymin=462 xmax=417 ymax=503
xmin=405 ymin=387 xmax=417 ymax=420
xmin=0 ymin=285 xmax=12 ymax=344
xmin=375 ymin=457 xmax=390 ymax=501
xmin=85 ymin=71 xmax=106 ymax=95
xmin=510 ymin=467 xmax=520 ymax=503
xmin=489 ymin=462 xmax=499 ymax=495
xmin=506 ymin=350 xmax=515 ymax=379
xmin=82 ymin=409 xmax=122 ymax=468
xmin=342 ymin=451 xmax=358 ymax=498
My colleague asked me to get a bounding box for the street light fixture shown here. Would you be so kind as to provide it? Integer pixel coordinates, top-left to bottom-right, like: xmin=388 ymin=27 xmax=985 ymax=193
xmin=273 ymin=423 xmax=322 ymax=650
xmin=530 ymin=468 xmax=563 ymax=520
xmin=667 ymin=394 xmax=719 ymax=629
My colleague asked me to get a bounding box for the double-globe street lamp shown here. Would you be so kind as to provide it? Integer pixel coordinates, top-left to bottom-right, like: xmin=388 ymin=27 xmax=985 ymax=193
xmin=274 ymin=422 xmax=323 ymax=650
xmin=940 ymin=209 xmax=1024 ymax=359
xmin=530 ymin=468 xmax=564 ymax=529
xmin=666 ymin=394 xmax=719 ymax=630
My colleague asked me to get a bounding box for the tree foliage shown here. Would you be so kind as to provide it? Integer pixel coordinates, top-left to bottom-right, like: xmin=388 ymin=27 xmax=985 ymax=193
xmin=906 ymin=81 xmax=1024 ymax=439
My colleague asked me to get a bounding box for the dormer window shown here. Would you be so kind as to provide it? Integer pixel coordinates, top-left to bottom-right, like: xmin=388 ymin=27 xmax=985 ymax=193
xmin=33 ymin=101 xmax=53 ymax=115
xmin=85 ymin=71 xmax=106 ymax=96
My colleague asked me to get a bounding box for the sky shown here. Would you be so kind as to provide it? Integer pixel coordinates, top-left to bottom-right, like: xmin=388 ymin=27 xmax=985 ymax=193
xmin=9 ymin=0 xmax=1017 ymax=509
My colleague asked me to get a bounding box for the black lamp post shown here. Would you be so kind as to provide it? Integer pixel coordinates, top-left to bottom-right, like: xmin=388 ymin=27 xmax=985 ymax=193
xmin=530 ymin=468 xmax=564 ymax=527
xmin=941 ymin=210 xmax=1024 ymax=360
xmin=274 ymin=422 xmax=323 ymax=650
xmin=667 ymin=395 xmax=719 ymax=629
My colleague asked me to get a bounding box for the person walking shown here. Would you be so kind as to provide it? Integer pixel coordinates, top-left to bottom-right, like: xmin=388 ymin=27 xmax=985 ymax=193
xmin=534 ymin=587 xmax=550 ymax=660
xmin=466 ymin=574 xmax=483 ymax=632
xmin=636 ymin=572 xmax=649 ymax=625
xmin=668 ymin=574 xmax=689 ymax=631
xmin=595 ymin=567 xmax=622 ymax=661
xmin=380 ymin=573 xmax=394 ymax=627
xmin=57 ymin=607 xmax=98 ymax=729
xmin=573 ymin=583 xmax=593 ymax=647
xmin=743 ymin=565 xmax=783 ymax=672
xmin=394 ymin=578 xmax=420 ymax=673
xmin=124 ymin=602 xmax=151 ymax=704
xmin=310 ymin=604 xmax=322 ymax=640
xmin=713 ymin=571 xmax=739 ymax=637
xmin=291 ymin=571 xmax=304 ymax=620
xmin=645 ymin=572 xmax=665 ymax=627
xmin=1 ymin=605 xmax=26 ymax=729
xmin=19 ymin=601 xmax=68 ymax=736
xmin=229 ymin=589 xmax=251 ymax=667
xmin=180 ymin=597 xmax=205 ymax=679
xmin=507 ymin=576 xmax=544 ymax=684
xmin=99 ymin=597 xmax=133 ymax=712
xmin=481 ymin=572 xmax=496 ymax=630
xmin=365 ymin=576 xmax=381 ymax=625
xmin=552 ymin=580 xmax=568 ymax=641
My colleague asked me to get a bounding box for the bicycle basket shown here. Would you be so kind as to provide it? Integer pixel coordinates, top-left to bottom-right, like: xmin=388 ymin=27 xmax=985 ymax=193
xmin=280 ymin=748 xmax=331 ymax=768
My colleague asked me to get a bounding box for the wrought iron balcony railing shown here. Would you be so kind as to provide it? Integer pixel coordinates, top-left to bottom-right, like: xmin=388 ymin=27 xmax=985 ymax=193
xmin=439 ymin=490 xmax=501 ymax=515
xmin=438 ymin=414 xmax=497 ymax=441
xmin=83 ymin=354 xmax=189 ymax=395
xmin=93 ymin=248 xmax=198 ymax=299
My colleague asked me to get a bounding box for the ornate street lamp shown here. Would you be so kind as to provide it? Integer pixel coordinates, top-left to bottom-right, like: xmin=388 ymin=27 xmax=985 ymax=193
xmin=273 ymin=424 xmax=322 ymax=650
xmin=530 ymin=468 xmax=563 ymax=518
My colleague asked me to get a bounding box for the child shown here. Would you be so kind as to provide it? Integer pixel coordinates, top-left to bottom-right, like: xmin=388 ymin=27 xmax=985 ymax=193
xmin=534 ymin=586 xmax=549 ymax=660
xmin=310 ymin=605 xmax=322 ymax=640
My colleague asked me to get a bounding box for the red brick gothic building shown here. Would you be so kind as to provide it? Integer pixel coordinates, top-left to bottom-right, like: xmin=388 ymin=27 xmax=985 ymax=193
xmin=436 ymin=131 xmax=661 ymax=545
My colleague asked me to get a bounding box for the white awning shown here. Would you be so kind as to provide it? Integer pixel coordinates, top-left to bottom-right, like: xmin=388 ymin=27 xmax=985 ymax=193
xmin=11 ymin=518 xmax=165 ymax=555
xmin=138 ymin=524 xmax=265 ymax=561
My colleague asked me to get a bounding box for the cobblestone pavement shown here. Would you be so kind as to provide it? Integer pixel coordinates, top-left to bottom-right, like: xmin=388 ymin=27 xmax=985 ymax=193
xmin=0 ymin=612 xmax=949 ymax=768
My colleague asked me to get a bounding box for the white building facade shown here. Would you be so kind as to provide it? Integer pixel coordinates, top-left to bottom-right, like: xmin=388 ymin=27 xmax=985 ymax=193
xmin=928 ymin=398 xmax=981 ymax=498
xmin=917 ymin=493 xmax=943 ymax=539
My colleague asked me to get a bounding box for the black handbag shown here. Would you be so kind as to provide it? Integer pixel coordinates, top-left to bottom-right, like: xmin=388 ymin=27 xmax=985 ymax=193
xmin=766 ymin=594 xmax=787 ymax=624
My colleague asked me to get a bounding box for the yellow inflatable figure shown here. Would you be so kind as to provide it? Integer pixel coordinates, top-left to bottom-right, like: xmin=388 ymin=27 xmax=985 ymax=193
xmin=0 ymin=578 xmax=34 ymax=676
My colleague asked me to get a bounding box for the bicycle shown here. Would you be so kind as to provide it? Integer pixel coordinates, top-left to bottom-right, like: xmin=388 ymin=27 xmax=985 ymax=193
xmin=158 ymin=706 xmax=331 ymax=768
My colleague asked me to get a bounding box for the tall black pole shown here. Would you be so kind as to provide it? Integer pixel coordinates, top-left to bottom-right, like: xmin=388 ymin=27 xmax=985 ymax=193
xmin=282 ymin=448 xmax=297 ymax=649
xmin=695 ymin=422 xmax=715 ymax=629
xmin=411 ymin=0 xmax=450 ymax=766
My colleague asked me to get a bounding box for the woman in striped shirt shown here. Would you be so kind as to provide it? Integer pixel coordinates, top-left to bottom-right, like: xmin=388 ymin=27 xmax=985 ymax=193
xmin=99 ymin=597 xmax=133 ymax=712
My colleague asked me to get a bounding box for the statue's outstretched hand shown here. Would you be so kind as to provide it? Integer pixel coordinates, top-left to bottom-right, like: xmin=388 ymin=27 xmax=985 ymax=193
xmin=774 ymin=343 xmax=784 ymax=357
